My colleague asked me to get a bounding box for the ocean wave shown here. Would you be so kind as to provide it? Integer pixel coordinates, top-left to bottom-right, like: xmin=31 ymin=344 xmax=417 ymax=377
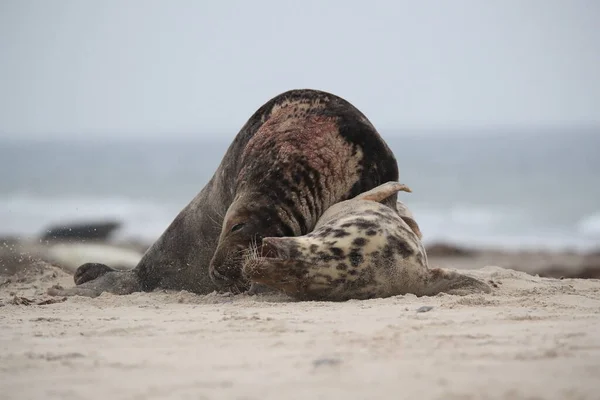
xmin=0 ymin=194 xmax=179 ymax=241
xmin=1 ymin=194 xmax=597 ymax=251
xmin=411 ymin=204 xmax=598 ymax=251
xmin=411 ymin=204 xmax=527 ymax=233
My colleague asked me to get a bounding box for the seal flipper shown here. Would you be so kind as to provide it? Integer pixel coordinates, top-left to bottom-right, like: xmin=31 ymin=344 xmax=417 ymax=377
xmin=354 ymin=181 xmax=412 ymax=203
xmin=74 ymin=263 xmax=115 ymax=285
xmin=422 ymin=268 xmax=492 ymax=296
xmin=48 ymin=270 xmax=142 ymax=298
xmin=355 ymin=182 xmax=420 ymax=234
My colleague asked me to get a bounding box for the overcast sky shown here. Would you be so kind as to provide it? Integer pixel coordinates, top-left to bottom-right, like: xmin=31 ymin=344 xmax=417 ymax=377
xmin=1 ymin=0 xmax=598 ymax=139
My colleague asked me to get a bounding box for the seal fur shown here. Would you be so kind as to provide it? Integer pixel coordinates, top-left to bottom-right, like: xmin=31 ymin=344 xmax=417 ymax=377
xmin=243 ymin=182 xmax=492 ymax=301
xmin=48 ymin=89 xmax=399 ymax=297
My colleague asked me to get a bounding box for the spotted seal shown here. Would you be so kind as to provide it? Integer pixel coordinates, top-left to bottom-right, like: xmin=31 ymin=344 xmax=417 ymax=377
xmin=48 ymin=89 xmax=399 ymax=297
xmin=243 ymin=182 xmax=492 ymax=301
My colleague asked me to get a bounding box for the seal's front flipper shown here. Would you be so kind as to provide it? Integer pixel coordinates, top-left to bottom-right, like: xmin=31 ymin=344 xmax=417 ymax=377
xmin=48 ymin=270 xmax=142 ymax=298
xmin=74 ymin=263 xmax=115 ymax=285
xmin=423 ymin=268 xmax=492 ymax=296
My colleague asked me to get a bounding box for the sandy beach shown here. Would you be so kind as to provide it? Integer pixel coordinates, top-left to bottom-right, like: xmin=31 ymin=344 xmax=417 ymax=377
xmin=3 ymin=1 xmax=599 ymax=399
xmin=1 ymin=258 xmax=600 ymax=400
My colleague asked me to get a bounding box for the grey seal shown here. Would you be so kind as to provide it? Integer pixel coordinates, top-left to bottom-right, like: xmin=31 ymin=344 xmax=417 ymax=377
xmin=243 ymin=182 xmax=492 ymax=301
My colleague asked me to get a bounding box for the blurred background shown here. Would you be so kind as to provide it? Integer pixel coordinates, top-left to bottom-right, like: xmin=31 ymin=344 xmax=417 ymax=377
xmin=1 ymin=1 xmax=599 ymax=265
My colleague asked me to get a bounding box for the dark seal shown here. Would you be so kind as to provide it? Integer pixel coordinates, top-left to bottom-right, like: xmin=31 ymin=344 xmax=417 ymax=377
xmin=48 ymin=89 xmax=399 ymax=297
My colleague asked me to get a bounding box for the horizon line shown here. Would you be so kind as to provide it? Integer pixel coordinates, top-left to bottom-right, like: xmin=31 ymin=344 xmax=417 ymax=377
xmin=1 ymin=123 xmax=598 ymax=143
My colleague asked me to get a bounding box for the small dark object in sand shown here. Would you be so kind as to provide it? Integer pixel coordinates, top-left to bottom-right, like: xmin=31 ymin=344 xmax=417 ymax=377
xmin=313 ymin=358 xmax=342 ymax=367
xmin=11 ymin=296 xmax=33 ymax=305
xmin=37 ymin=297 xmax=67 ymax=305
xmin=488 ymin=280 xmax=500 ymax=288
xmin=10 ymin=296 xmax=67 ymax=306
xmin=416 ymin=306 xmax=434 ymax=313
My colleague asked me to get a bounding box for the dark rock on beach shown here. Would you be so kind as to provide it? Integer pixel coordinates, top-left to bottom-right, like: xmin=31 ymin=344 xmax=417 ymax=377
xmin=41 ymin=220 xmax=122 ymax=242
xmin=425 ymin=243 xmax=475 ymax=257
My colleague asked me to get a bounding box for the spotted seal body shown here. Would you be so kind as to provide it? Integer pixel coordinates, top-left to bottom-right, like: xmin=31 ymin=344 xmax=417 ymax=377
xmin=244 ymin=182 xmax=491 ymax=301
xmin=48 ymin=89 xmax=399 ymax=297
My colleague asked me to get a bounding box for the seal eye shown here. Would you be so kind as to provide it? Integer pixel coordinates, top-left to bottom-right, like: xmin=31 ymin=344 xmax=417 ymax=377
xmin=230 ymin=223 xmax=245 ymax=233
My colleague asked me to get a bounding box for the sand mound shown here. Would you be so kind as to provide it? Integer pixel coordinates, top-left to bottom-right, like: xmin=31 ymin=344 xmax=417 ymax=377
xmin=1 ymin=262 xmax=599 ymax=400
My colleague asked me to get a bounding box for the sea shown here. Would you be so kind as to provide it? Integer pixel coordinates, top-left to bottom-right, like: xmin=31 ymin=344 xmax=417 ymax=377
xmin=1 ymin=128 xmax=599 ymax=252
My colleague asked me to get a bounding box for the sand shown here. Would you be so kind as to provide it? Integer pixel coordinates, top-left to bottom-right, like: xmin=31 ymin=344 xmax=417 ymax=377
xmin=1 ymin=262 xmax=600 ymax=400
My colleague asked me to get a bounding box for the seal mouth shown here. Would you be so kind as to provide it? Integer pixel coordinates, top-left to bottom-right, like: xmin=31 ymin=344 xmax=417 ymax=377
xmin=210 ymin=262 xmax=251 ymax=294
xmin=210 ymin=268 xmax=232 ymax=286
xmin=211 ymin=268 xmax=250 ymax=294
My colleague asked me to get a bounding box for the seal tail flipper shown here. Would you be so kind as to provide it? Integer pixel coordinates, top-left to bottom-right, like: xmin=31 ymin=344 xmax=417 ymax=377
xmin=47 ymin=270 xmax=142 ymax=298
xmin=422 ymin=268 xmax=492 ymax=296
xmin=354 ymin=181 xmax=412 ymax=203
